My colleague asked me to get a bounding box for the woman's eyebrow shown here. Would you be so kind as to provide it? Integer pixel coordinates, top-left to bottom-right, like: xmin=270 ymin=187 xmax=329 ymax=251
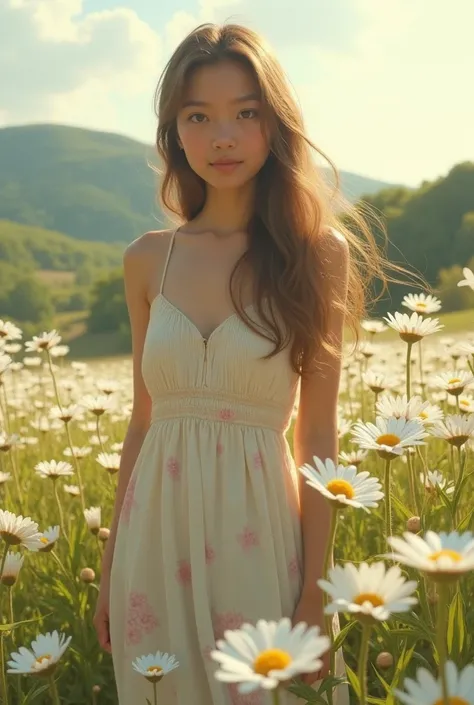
xmin=181 ymin=92 xmax=261 ymax=109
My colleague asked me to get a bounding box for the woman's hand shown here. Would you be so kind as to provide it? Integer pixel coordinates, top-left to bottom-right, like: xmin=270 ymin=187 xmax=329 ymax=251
xmin=291 ymin=590 xmax=330 ymax=685
xmin=93 ymin=575 xmax=112 ymax=654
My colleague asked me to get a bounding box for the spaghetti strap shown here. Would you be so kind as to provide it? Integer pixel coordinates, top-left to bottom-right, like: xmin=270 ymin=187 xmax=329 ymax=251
xmin=159 ymin=227 xmax=178 ymax=295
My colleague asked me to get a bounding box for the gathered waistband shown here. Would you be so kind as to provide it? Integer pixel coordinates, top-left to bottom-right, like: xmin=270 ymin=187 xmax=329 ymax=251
xmin=150 ymin=391 xmax=292 ymax=432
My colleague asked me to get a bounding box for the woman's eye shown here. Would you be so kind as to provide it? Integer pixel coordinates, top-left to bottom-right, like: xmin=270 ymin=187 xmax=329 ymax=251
xmin=188 ymin=113 xmax=207 ymax=123
xmin=239 ymin=109 xmax=258 ymax=119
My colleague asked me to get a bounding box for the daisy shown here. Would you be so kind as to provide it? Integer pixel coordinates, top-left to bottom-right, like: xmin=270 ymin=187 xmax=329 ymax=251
xmin=317 ymin=562 xmax=418 ymax=623
xmin=0 ymin=471 xmax=11 ymax=484
xmin=0 ymin=320 xmax=22 ymax=341
xmin=1 ymin=552 xmax=24 ymax=586
xmin=338 ymin=449 xmax=368 ymax=467
xmin=402 ymin=293 xmax=442 ymax=315
xmin=375 ymin=394 xmax=430 ymax=422
xmin=7 ymin=631 xmax=71 ymax=676
xmin=64 ymin=484 xmax=80 ymax=497
xmin=49 ymin=345 xmax=69 ymax=358
xmin=0 ymin=510 xmax=43 ymax=550
xmin=386 ymin=530 xmax=474 ymax=581
xmin=49 ymin=404 xmax=80 ymax=424
xmin=79 ymin=395 xmax=113 ymax=416
xmin=63 ymin=446 xmax=92 ymax=459
xmin=383 ymin=311 xmax=444 ymax=343
xmin=25 ymin=330 xmax=62 ymax=353
xmin=84 ymin=507 xmax=101 ymax=535
xmin=457 ymin=267 xmax=474 ymax=291
xmin=362 ymin=370 xmax=392 ymax=394
xmin=35 ymin=460 xmax=74 ymax=481
xmin=431 ymin=413 xmax=474 ymax=448
xmin=38 ymin=526 xmax=60 ymax=553
xmin=395 ymin=661 xmax=474 ymax=705
xmin=96 ymin=379 xmax=121 ymax=395
xmin=351 ymin=416 xmax=427 ymax=459
xmin=299 ymin=457 xmax=383 ymax=512
xmin=132 ymin=651 xmax=180 ymax=683
xmin=96 ymin=452 xmax=121 ymax=475
xmin=210 ymin=617 xmax=330 ymax=693
xmin=361 ymin=319 xmax=388 ymax=335
xmin=0 ymin=433 xmax=20 ymax=452
xmin=419 ymin=470 xmax=454 ymax=495
xmin=433 ymin=371 xmax=474 ymax=396
xmin=456 ymin=395 xmax=474 ymax=414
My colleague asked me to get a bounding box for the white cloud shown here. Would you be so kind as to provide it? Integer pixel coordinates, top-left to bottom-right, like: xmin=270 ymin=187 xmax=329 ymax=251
xmin=0 ymin=0 xmax=161 ymax=125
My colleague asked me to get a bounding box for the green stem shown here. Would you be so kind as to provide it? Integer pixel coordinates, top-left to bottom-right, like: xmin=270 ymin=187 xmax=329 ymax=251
xmin=271 ymin=688 xmax=281 ymax=705
xmin=49 ymin=673 xmax=61 ymax=705
xmin=96 ymin=416 xmax=106 ymax=454
xmin=0 ymin=633 xmax=9 ymax=705
xmin=436 ymin=583 xmax=450 ymax=705
xmin=406 ymin=342 xmax=413 ymax=399
xmin=0 ymin=543 xmax=9 ymax=595
xmin=418 ymin=338 xmax=424 ymax=393
xmin=384 ymin=459 xmax=393 ymax=539
xmin=358 ymin=623 xmax=371 ymax=705
xmin=64 ymin=423 xmax=85 ymax=513
xmin=322 ymin=507 xmax=338 ymax=705
xmin=153 ymin=680 xmax=158 ymax=705
xmin=53 ymin=480 xmax=69 ymax=545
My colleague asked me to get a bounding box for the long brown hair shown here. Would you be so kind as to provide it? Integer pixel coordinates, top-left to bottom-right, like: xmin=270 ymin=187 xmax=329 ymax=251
xmin=153 ymin=23 xmax=416 ymax=378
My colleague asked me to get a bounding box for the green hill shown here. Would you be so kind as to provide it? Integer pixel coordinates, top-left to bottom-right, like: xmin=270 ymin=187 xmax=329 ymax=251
xmin=0 ymin=124 xmax=400 ymax=245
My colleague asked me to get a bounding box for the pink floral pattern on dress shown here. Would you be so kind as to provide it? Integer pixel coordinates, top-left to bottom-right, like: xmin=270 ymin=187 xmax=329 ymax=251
xmin=212 ymin=611 xmax=246 ymax=641
xmin=253 ymin=450 xmax=263 ymax=469
xmin=120 ymin=475 xmax=137 ymax=525
xmin=237 ymin=525 xmax=259 ymax=551
xmin=219 ymin=408 xmax=236 ymax=422
xmin=125 ymin=591 xmax=159 ymax=646
xmin=205 ymin=542 xmax=215 ymax=565
xmin=176 ymin=559 xmax=192 ymax=586
xmin=166 ymin=456 xmax=181 ymax=480
xmin=216 ymin=441 xmax=224 ymax=457
xmin=228 ymin=684 xmax=264 ymax=705
xmin=288 ymin=555 xmax=301 ymax=579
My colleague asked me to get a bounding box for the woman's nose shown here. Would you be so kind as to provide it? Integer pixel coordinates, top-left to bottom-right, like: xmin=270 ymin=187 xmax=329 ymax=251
xmin=212 ymin=129 xmax=237 ymax=150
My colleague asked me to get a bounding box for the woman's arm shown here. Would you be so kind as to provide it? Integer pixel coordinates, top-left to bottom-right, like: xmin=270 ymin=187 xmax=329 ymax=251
xmin=100 ymin=236 xmax=156 ymax=576
xmin=293 ymin=228 xmax=349 ymax=598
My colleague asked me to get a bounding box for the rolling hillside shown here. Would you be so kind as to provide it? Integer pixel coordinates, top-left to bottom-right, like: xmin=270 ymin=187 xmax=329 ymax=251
xmin=0 ymin=124 xmax=402 ymax=245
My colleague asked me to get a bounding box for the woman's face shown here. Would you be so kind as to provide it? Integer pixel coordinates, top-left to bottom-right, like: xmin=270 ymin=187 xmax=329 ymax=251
xmin=176 ymin=60 xmax=270 ymax=190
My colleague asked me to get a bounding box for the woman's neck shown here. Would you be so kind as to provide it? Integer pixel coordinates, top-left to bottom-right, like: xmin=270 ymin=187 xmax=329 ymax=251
xmin=191 ymin=180 xmax=256 ymax=236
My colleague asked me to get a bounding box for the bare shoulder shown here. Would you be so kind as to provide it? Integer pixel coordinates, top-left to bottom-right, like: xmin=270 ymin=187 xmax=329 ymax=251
xmin=123 ymin=229 xmax=176 ymax=303
xmin=123 ymin=229 xmax=174 ymax=263
xmin=319 ymin=226 xmax=349 ymax=262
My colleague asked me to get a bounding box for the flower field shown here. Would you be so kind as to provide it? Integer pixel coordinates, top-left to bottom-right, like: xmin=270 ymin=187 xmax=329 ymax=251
xmin=0 ymin=273 xmax=473 ymax=705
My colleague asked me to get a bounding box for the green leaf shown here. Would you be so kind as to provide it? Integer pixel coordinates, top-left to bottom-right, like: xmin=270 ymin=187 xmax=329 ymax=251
xmin=447 ymin=588 xmax=465 ymax=657
xmin=332 ymin=620 xmax=357 ymax=651
xmin=344 ymin=664 xmax=361 ymax=698
xmin=390 ymin=494 xmax=412 ymax=520
xmin=456 ymin=510 xmax=474 ymax=532
xmin=0 ymin=613 xmax=52 ymax=632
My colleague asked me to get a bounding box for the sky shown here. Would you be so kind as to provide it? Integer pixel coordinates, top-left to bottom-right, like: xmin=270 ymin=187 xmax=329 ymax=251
xmin=1 ymin=0 xmax=472 ymax=187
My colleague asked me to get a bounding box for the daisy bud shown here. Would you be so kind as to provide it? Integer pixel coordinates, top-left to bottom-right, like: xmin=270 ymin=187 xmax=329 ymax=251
xmin=92 ymin=685 xmax=101 ymax=694
xmin=80 ymin=567 xmax=95 ymax=583
xmin=98 ymin=527 xmax=110 ymax=542
xmin=376 ymin=652 xmax=393 ymax=669
xmin=406 ymin=516 xmax=421 ymax=533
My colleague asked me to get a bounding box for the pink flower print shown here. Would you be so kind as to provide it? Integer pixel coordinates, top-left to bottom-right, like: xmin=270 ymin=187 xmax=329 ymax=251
xmin=166 ymin=456 xmax=181 ymax=480
xmin=176 ymin=559 xmax=192 ymax=586
xmin=253 ymin=450 xmax=263 ymax=470
xmin=125 ymin=591 xmax=159 ymax=647
xmin=202 ymin=644 xmax=214 ymax=662
xmin=212 ymin=611 xmax=246 ymax=641
xmin=219 ymin=408 xmax=235 ymax=422
xmin=288 ymin=555 xmax=301 ymax=579
xmin=205 ymin=542 xmax=215 ymax=565
xmin=216 ymin=440 xmax=224 ymax=457
xmin=237 ymin=525 xmax=259 ymax=551
xmin=121 ymin=475 xmax=137 ymax=525
xmin=228 ymin=684 xmax=264 ymax=705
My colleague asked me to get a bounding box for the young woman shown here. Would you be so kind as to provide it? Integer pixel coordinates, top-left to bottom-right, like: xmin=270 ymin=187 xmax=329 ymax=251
xmin=94 ymin=22 xmax=388 ymax=705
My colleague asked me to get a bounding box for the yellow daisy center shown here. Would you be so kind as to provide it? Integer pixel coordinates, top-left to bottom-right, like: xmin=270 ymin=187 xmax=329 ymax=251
xmin=147 ymin=666 xmax=163 ymax=674
xmin=353 ymin=593 xmax=385 ymax=607
xmin=376 ymin=433 xmax=401 ymax=447
xmin=448 ymin=378 xmax=462 ymax=385
xmin=433 ymin=699 xmax=469 ymax=705
xmin=416 ymin=303 xmax=427 ymax=310
xmin=326 ymin=479 xmax=355 ymax=499
xmin=418 ymin=411 xmax=428 ymax=420
xmin=254 ymin=649 xmax=292 ymax=676
xmin=429 ymin=549 xmax=462 ymax=562
xmin=36 ymin=654 xmax=52 ymax=665
xmin=40 ymin=537 xmax=49 ymax=544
